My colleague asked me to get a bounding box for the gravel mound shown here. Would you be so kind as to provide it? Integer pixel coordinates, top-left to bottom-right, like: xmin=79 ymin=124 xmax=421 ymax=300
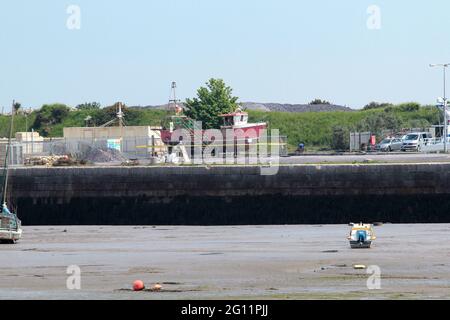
xmin=80 ymin=146 xmax=128 ymax=163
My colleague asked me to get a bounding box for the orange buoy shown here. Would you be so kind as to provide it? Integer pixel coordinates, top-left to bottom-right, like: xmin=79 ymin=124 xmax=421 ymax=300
xmin=133 ymin=280 xmax=145 ymax=291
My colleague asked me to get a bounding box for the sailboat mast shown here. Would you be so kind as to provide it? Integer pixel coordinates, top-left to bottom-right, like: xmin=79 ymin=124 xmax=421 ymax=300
xmin=2 ymin=100 xmax=15 ymax=206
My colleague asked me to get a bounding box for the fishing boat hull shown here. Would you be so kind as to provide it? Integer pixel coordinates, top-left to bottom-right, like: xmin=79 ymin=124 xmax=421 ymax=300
xmin=349 ymin=240 xmax=372 ymax=249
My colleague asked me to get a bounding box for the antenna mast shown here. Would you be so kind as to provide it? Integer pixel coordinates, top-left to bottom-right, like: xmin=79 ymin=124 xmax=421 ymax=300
xmin=117 ymin=102 xmax=124 ymax=128
xmin=99 ymin=102 xmax=126 ymax=128
xmin=2 ymin=100 xmax=15 ymax=206
xmin=168 ymin=81 xmax=181 ymax=114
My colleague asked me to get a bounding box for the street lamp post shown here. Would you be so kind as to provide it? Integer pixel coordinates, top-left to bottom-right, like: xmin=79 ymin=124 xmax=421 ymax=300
xmin=430 ymin=63 xmax=450 ymax=153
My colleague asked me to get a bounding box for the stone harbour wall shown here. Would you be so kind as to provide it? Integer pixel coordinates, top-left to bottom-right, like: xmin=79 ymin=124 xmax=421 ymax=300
xmin=7 ymin=163 xmax=450 ymax=225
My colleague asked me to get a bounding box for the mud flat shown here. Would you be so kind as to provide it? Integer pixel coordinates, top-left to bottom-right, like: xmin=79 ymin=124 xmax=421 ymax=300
xmin=0 ymin=224 xmax=449 ymax=300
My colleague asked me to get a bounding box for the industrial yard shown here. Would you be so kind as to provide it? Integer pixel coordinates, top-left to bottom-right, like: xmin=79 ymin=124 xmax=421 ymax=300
xmin=0 ymin=224 xmax=449 ymax=300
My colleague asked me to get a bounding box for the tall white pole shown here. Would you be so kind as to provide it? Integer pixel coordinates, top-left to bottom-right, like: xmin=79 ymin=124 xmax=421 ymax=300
xmin=2 ymin=101 xmax=15 ymax=206
xmin=430 ymin=63 xmax=449 ymax=153
xmin=443 ymin=66 xmax=447 ymax=153
xmin=444 ymin=97 xmax=448 ymax=153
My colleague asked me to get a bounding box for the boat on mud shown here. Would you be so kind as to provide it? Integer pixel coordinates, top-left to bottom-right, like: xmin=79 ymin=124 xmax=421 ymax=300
xmin=347 ymin=223 xmax=376 ymax=249
xmin=0 ymin=101 xmax=22 ymax=244
xmin=0 ymin=204 xmax=22 ymax=244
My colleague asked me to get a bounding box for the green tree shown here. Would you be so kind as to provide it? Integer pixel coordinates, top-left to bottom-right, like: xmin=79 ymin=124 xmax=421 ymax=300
xmin=408 ymin=118 xmax=431 ymax=129
xmin=382 ymin=112 xmax=402 ymax=130
xmin=363 ymin=101 xmax=392 ymax=110
xmin=184 ymin=79 xmax=239 ymax=129
xmin=76 ymin=102 xmax=101 ymax=110
xmin=90 ymin=102 xmax=140 ymax=126
xmin=331 ymin=125 xmax=349 ymax=150
xmin=356 ymin=112 xmax=402 ymax=138
xmin=397 ymin=102 xmax=420 ymax=112
xmin=32 ymin=104 xmax=70 ymax=136
xmin=13 ymin=102 xmax=21 ymax=112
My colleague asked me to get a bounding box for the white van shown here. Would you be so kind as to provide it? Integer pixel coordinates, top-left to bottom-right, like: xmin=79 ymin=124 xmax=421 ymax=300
xmin=401 ymin=132 xmax=432 ymax=152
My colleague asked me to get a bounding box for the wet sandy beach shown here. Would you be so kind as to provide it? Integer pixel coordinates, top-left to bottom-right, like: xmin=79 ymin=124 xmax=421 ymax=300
xmin=0 ymin=224 xmax=449 ymax=300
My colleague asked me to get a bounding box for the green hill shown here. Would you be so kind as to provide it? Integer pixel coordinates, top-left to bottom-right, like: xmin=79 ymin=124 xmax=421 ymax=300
xmin=248 ymin=103 xmax=440 ymax=150
xmin=0 ymin=103 xmax=441 ymax=151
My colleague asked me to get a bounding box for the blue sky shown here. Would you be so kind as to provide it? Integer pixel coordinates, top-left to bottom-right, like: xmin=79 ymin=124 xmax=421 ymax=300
xmin=1 ymin=0 xmax=450 ymax=110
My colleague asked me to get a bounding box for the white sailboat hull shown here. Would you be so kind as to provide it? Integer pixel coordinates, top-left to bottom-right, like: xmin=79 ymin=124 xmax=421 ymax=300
xmin=0 ymin=228 xmax=22 ymax=242
xmin=1 ymin=102 xmax=22 ymax=244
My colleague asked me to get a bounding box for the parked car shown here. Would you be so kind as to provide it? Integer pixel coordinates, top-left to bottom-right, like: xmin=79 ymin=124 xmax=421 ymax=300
xmin=375 ymin=138 xmax=403 ymax=152
xmin=401 ymin=132 xmax=432 ymax=152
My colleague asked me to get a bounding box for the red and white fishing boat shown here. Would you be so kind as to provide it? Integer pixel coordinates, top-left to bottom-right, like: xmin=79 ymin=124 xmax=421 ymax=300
xmin=218 ymin=108 xmax=267 ymax=138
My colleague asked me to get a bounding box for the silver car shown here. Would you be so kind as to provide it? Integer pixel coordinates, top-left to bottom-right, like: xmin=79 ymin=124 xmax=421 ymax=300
xmin=376 ymin=138 xmax=403 ymax=152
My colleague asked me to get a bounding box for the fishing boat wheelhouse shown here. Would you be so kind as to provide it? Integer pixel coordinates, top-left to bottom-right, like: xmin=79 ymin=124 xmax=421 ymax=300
xmin=219 ymin=108 xmax=267 ymax=137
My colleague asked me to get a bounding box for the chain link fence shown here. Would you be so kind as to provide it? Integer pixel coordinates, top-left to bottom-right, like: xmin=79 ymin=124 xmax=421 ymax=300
xmin=1 ymin=135 xmax=288 ymax=166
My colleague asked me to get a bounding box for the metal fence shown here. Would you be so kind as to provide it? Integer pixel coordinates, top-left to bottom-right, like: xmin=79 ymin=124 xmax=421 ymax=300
xmin=349 ymin=132 xmax=371 ymax=152
xmin=0 ymin=135 xmax=289 ymax=166
xmin=0 ymin=142 xmax=24 ymax=166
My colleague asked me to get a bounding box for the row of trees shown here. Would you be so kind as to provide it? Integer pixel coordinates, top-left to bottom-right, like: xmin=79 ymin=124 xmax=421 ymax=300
xmin=29 ymin=79 xmax=340 ymax=135
xmin=31 ymin=102 xmax=146 ymax=136
xmin=29 ymin=79 xmax=240 ymax=135
xmin=13 ymin=79 xmax=441 ymax=151
xmin=363 ymin=101 xmax=421 ymax=112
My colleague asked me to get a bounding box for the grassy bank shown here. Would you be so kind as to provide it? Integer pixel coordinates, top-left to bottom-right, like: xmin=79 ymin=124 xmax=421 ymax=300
xmin=0 ymin=103 xmax=441 ymax=150
xmin=248 ymin=105 xmax=440 ymax=149
xmin=0 ymin=113 xmax=37 ymax=138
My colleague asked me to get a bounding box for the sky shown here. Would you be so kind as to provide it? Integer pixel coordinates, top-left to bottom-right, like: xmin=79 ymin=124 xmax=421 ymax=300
xmin=1 ymin=0 xmax=450 ymax=110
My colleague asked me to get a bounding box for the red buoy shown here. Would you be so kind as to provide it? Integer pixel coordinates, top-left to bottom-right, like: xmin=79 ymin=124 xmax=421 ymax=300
xmin=133 ymin=280 xmax=145 ymax=291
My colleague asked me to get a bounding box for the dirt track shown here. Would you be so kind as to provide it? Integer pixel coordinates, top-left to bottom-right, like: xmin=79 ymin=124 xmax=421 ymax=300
xmin=0 ymin=224 xmax=449 ymax=299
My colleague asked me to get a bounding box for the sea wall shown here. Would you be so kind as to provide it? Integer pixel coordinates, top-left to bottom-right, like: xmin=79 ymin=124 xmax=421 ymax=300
xmin=8 ymin=163 xmax=450 ymax=225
